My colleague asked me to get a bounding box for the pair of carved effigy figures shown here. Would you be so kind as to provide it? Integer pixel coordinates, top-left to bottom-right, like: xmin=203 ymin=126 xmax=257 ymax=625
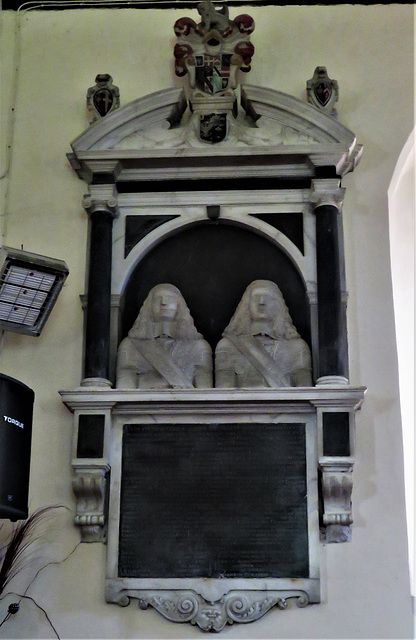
xmin=116 ymin=280 xmax=312 ymax=389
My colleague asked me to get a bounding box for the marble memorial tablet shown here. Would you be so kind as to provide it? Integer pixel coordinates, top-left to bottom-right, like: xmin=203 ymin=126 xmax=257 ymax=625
xmin=118 ymin=423 xmax=309 ymax=579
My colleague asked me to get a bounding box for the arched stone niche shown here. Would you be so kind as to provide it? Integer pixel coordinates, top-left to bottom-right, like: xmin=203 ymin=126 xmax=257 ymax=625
xmin=121 ymin=221 xmax=311 ymax=352
xmin=61 ymin=80 xmax=365 ymax=631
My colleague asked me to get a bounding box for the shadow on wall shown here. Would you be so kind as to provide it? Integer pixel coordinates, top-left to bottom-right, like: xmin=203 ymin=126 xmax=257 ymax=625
xmin=388 ymin=127 xmax=415 ymax=596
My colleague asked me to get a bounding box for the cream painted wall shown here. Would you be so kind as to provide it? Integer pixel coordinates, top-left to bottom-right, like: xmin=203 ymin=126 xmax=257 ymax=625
xmin=0 ymin=5 xmax=413 ymax=638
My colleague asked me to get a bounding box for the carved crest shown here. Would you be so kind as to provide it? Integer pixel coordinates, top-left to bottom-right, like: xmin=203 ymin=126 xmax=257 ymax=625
xmin=87 ymin=74 xmax=120 ymax=124
xmin=174 ymin=4 xmax=254 ymax=94
xmin=306 ymin=67 xmax=339 ymax=116
xmin=173 ymin=0 xmax=254 ymax=144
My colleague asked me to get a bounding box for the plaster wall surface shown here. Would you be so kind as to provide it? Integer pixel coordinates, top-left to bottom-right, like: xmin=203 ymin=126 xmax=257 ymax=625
xmin=0 ymin=5 xmax=414 ymax=638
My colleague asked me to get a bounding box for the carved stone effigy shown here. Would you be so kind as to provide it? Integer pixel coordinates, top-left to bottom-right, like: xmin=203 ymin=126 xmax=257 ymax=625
xmin=215 ymin=280 xmax=312 ymax=388
xmin=116 ymin=284 xmax=213 ymax=389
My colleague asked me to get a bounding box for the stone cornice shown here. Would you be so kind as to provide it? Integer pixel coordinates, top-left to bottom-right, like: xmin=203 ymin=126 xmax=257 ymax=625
xmin=60 ymin=386 xmax=367 ymax=413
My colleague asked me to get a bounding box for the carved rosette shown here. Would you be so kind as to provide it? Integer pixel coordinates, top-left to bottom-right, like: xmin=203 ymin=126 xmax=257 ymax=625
xmin=115 ymin=589 xmax=309 ymax=631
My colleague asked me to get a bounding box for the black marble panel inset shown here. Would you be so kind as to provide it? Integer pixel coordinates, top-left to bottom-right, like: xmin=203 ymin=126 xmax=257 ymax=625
xmin=315 ymin=205 xmax=347 ymax=378
xmin=125 ymin=215 xmax=180 ymax=258
xmin=84 ymin=210 xmax=113 ymax=380
xmin=322 ymin=412 xmax=350 ymax=456
xmin=117 ymin=178 xmax=312 ymax=193
xmin=250 ymin=212 xmax=304 ymax=254
xmin=118 ymin=423 xmax=309 ymax=579
xmin=122 ymin=221 xmax=310 ymax=351
xmin=77 ymin=414 xmax=105 ymax=458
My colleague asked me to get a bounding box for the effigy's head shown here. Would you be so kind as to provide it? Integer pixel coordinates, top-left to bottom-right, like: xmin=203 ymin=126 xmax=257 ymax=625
xmin=129 ymin=284 xmax=201 ymax=339
xmin=224 ymin=280 xmax=300 ymax=339
xmin=150 ymin=283 xmax=181 ymax=322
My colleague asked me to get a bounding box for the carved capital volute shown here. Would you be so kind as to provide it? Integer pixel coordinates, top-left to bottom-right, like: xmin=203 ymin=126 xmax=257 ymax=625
xmin=310 ymin=179 xmax=345 ymax=211
xmin=82 ymin=194 xmax=119 ymax=218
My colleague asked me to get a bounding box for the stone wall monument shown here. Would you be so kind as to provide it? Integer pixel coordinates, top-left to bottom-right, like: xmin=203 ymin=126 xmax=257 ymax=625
xmin=61 ymin=0 xmax=365 ymax=631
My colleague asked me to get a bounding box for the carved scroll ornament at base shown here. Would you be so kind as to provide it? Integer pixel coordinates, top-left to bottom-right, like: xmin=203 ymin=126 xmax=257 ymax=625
xmin=215 ymin=280 xmax=313 ymax=388
xmin=113 ymin=589 xmax=309 ymax=632
xmin=116 ymin=284 xmax=213 ymax=389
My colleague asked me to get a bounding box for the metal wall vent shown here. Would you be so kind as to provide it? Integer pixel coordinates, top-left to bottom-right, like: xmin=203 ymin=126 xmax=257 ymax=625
xmin=0 ymin=247 xmax=69 ymax=336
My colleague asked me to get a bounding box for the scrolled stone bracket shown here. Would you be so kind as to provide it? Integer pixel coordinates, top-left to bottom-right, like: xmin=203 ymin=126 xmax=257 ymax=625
xmin=112 ymin=589 xmax=310 ymax=632
xmin=72 ymin=462 xmax=110 ymax=542
xmin=319 ymin=457 xmax=354 ymax=543
xmin=310 ymin=178 xmax=345 ymax=211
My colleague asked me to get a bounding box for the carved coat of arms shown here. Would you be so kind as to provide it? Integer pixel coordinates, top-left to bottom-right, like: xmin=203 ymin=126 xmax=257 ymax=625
xmin=86 ymin=74 xmax=120 ymax=124
xmin=173 ymin=1 xmax=255 ymax=143
xmin=306 ymin=67 xmax=339 ymax=116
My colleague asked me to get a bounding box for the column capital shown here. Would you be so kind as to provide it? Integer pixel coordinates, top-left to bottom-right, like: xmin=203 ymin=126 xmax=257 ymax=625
xmin=310 ymin=179 xmax=345 ymax=210
xmin=82 ymin=185 xmax=119 ymax=217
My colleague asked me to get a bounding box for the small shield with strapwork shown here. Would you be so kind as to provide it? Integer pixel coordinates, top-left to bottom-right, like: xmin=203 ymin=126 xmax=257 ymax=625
xmin=306 ymin=67 xmax=339 ymax=116
xmin=86 ymin=73 xmax=120 ymax=124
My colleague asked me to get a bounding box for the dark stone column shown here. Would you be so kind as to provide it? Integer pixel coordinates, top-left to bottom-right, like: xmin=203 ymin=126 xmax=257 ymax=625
xmin=82 ymin=194 xmax=118 ymax=386
xmin=312 ymin=180 xmax=348 ymax=385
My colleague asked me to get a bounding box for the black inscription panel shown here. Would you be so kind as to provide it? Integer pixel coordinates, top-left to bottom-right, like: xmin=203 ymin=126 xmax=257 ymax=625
xmin=119 ymin=423 xmax=309 ymax=579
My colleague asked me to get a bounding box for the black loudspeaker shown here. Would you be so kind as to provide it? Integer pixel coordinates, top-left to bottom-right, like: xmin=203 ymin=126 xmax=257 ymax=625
xmin=0 ymin=373 xmax=34 ymax=521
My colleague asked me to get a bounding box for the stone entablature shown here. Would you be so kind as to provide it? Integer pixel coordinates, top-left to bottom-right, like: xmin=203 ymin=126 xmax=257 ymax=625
xmin=68 ymin=85 xmax=362 ymax=183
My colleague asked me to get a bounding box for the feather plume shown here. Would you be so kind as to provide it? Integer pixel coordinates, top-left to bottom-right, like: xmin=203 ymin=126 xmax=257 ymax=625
xmin=0 ymin=506 xmax=65 ymax=597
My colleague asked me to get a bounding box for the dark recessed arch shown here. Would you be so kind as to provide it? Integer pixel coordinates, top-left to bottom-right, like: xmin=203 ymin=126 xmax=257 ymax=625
xmin=122 ymin=220 xmax=311 ymax=351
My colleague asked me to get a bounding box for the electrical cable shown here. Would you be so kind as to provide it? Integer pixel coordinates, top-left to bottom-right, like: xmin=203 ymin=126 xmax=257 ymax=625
xmin=0 ymin=593 xmax=60 ymax=638
xmin=0 ymin=532 xmax=81 ymax=638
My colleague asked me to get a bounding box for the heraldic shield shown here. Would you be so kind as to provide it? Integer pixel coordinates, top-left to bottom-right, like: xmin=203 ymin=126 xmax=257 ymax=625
xmin=93 ymin=88 xmax=114 ymax=117
xmin=199 ymin=113 xmax=227 ymax=143
xmin=195 ymin=53 xmax=232 ymax=95
xmin=314 ymin=81 xmax=332 ymax=107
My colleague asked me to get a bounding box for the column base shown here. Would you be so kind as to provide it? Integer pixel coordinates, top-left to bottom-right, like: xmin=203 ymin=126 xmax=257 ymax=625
xmin=316 ymin=375 xmax=349 ymax=387
xmin=80 ymin=377 xmax=112 ymax=389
